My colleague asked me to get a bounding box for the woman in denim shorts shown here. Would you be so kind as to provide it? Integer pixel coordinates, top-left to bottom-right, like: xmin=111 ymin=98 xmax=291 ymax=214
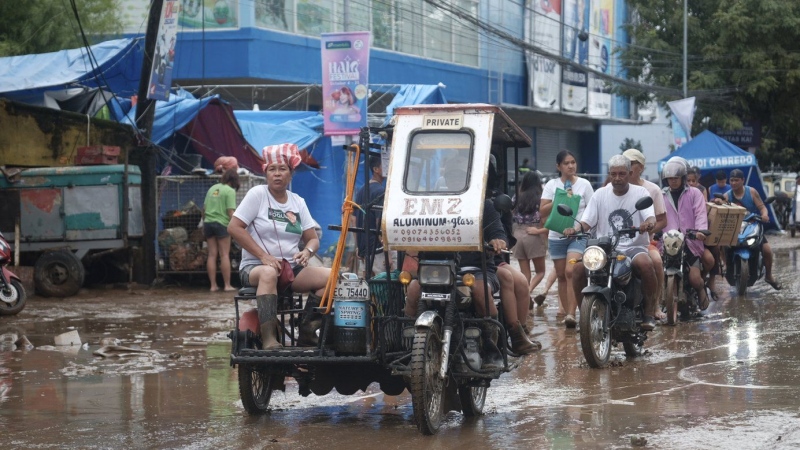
xmin=539 ymin=150 xmax=594 ymax=328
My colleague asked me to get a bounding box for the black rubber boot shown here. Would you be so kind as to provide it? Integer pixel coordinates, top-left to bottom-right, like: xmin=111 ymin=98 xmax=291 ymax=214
xmin=256 ymin=294 xmax=282 ymax=349
xmin=298 ymin=293 xmax=323 ymax=347
xmin=481 ymin=320 xmax=503 ymax=370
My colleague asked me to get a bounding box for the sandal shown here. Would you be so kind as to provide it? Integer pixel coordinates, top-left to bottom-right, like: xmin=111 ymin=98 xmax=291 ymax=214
xmin=533 ymin=294 xmax=546 ymax=306
xmin=765 ymin=277 xmax=782 ymax=291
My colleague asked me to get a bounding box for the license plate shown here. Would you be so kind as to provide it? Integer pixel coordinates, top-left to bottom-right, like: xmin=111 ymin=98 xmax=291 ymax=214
xmin=334 ymin=279 xmax=369 ymax=300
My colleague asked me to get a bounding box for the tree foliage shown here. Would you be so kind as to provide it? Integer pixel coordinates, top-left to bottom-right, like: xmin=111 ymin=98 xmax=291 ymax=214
xmin=619 ymin=0 xmax=800 ymax=170
xmin=619 ymin=138 xmax=643 ymax=153
xmin=0 ymin=0 xmax=122 ymax=57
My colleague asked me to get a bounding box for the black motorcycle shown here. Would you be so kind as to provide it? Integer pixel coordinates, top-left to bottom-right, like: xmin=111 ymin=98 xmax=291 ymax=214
xmin=557 ymin=197 xmax=654 ymax=368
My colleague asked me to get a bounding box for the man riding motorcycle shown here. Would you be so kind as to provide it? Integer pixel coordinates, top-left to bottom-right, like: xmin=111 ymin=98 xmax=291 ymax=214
xmin=661 ymin=158 xmax=715 ymax=310
xmin=565 ymin=155 xmax=659 ymax=330
xmin=714 ymin=169 xmax=781 ymax=291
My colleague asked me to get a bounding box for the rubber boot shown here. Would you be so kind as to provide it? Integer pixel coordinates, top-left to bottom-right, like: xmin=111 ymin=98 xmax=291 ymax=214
xmin=481 ymin=320 xmax=503 ymax=370
xmin=256 ymin=294 xmax=282 ymax=350
xmin=298 ymin=293 xmax=323 ymax=347
xmin=509 ymin=321 xmax=539 ymax=355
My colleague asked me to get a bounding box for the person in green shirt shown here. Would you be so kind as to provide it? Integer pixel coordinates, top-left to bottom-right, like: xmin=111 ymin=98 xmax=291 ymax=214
xmin=203 ymin=168 xmax=240 ymax=291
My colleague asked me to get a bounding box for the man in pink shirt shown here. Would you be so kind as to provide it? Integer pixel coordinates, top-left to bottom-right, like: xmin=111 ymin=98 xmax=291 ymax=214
xmin=661 ymin=158 xmax=715 ymax=310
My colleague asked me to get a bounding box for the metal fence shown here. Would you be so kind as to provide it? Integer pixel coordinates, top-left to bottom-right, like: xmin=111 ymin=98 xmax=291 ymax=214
xmin=155 ymin=173 xmax=264 ymax=275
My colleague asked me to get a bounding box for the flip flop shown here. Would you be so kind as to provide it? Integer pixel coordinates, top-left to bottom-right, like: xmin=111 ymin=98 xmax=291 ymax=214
xmin=533 ymin=294 xmax=546 ymax=306
xmin=765 ymin=278 xmax=782 ymax=291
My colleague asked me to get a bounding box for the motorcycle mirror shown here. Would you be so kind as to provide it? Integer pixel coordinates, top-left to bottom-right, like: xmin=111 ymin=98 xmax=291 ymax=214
xmin=699 ymin=229 xmax=711 ymax=236
xmin=635 ymin=196 xmax=654 ymax=211
xmin=493 ymin=194 xmax=513 ymax=213
xmin=557 ymin=204 xmax=574 ymax=217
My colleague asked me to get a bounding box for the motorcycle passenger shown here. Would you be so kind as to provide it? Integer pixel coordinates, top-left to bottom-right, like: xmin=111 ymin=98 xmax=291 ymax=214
xmin=714 ymin=169 xmax=781 ymax=290
xmin=404 ymin=166 xmax=538 ymax=363
xmin=660 ymin=159 xmax=715 ymax=310
xmin=564 ymin=155 xmax=659 ymax=330
xmin=623 ymin=149 xmax=667 ymax=318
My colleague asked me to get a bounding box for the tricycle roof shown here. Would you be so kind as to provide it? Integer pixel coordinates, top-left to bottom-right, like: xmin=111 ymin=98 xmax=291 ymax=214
xmin=393 ymin=103 xmax=532 ymax=148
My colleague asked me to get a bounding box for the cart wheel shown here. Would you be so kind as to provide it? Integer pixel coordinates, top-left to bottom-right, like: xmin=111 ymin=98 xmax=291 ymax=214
xmin=238 ymin=364 xmax=276 ymax=415
xmin=34 ymin=250 xmax=85 ymax=297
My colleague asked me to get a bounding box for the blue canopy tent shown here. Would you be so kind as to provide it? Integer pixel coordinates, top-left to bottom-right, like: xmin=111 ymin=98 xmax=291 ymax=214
xmin=657 ymin=130 xmax=779 ymax=230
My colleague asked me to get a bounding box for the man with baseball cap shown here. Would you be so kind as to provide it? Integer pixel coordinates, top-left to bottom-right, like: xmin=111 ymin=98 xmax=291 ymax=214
xmin=623 ymin=149 xmax=667 ymax=317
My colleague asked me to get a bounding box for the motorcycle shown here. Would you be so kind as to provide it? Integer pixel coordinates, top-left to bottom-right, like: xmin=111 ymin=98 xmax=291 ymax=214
xmin=714 ymin=194 xmax=775 ymax=296
xmin=659 ymin=228 xmax=711 ymax=325
xmin=0 ymin=232 xmax=26 ymax=315
xmin=557 ymin=196 xmax=654 ymax=368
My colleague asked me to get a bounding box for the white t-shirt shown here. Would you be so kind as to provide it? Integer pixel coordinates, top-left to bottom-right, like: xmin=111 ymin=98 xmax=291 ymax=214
xmin=234 ymin=186 xmax=316 ymax=268
xmin=581 ymin=184 xmax=655 ymax=253
xmin=542 ymin=177 xmax=595 ymax=239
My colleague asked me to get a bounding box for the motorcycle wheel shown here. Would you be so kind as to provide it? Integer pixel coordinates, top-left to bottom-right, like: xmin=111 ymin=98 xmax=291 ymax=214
xmin=238 ymin=363 xmax=276 ymax=415
xmin=0 ymin=279 xmax=26 ymax=316
xmin=579 ymin=295 xmax=611 ymax=368
xmin=792 ymin=227 xmax=796 ymax=238
xmin=664 ymin=276 xmax=679 ymax=326
xmin=410 ymin=322 xmax=445 ymax=435
xmin=458 ymin=385 xmax=487 ymax=417
xmin=623 ymin=340 xmax=644 ymax=357
xmin=736 ymin=259 xmax=749 ymax=297
xmin=34 ymin=250 xmax=85 ymax=298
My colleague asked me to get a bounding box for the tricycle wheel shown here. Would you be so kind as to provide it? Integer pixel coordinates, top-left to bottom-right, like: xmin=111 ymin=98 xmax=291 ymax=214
xmin=579 ymin=295 xmax=611 ymax=368
xmin=0 ymin=279 xmax=26 ymax=316
xmin=34 ymin=250 xmax=85 ymax=297
xmin=238 ymin=364 xmax=275 ymax=415
xmin=458 ymin=385 xmax=487 ymax=417
xmin=410 ymin=322 xmax=445 ymax=435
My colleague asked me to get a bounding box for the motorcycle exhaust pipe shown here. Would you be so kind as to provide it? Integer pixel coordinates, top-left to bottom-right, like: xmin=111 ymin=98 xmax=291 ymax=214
xmin=439 ymin=327 xmax=453 ymax=379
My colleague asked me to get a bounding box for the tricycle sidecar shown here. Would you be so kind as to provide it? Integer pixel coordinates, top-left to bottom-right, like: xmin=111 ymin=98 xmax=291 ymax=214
xmin=229 ymin=104 xmax=532 ymax=435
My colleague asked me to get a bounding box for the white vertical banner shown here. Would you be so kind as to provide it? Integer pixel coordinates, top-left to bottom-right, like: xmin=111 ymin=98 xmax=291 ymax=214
xmin=561 ymin=0 xmax=589 ymax=113
xmin=667 ymin=97 xmax=696 ymax=141
xmin=588 ymin=0 xmax=613 ymax=116
xmin=147 ymin=0 xmax=179 ymax=101
xmin=528 ymin=0 xmax=562 ymax=109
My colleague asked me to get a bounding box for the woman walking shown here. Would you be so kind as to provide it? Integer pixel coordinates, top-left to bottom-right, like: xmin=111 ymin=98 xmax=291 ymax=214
xmin=539 ymin=150 xmax=594 ymax=328
xmin=512 ymin=171 xmax=549 ymax=301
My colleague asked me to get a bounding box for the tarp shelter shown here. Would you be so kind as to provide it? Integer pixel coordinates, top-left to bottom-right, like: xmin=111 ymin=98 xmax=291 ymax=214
xmin=657 ymin=130 xmax=779 ymax=230
xmin=0 ymin=38 xmax=143 ymax=106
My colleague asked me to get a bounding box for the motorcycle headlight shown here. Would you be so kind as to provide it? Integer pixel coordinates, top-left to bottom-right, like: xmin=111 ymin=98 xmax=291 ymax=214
xmin=419 ymin=264 xmax=453 ymax=286
xmin=746 ymin=237 xmax=757 ymax=246
xmin=583 ymin=246 xmax=607 ymax=271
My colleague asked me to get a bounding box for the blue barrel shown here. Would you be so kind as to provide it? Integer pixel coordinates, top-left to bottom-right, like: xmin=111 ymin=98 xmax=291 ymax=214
xmin=334 ymin=299 xmax=369 ymax=353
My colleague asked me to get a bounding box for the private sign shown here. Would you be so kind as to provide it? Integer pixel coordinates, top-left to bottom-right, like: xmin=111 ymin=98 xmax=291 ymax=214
xmin=423 ymin=114 xmax=463 ymax=129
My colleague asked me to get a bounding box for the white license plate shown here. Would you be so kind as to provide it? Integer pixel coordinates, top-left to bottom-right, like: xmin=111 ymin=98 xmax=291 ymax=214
xmin=334 ymin=279 xmax=369 ymax=300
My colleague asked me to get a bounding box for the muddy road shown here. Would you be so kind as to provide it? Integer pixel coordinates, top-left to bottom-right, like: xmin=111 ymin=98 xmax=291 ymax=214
xmin=1 ymin=236 xmax=800 ymax=449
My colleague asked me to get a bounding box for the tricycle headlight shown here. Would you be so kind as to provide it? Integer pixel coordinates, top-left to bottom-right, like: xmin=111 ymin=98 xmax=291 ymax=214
xmin=583 ymin=246 xmax=607 ymax=271
xmin=419 ymin=265 xmax=453 ymax=286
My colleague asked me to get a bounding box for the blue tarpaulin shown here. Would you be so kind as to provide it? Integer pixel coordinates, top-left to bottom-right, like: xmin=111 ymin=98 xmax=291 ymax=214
xmin=383 ymin=84 xmax=447 ymax=125
xmin=658 ymin=130 xmax=779 ymax=230
xmin=0 ymin=38 xmax=143 ymax=106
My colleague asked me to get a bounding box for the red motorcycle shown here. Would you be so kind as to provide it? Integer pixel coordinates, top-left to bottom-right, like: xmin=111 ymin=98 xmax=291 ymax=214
xmin=0 ymin=232 xmax=26 ymax=315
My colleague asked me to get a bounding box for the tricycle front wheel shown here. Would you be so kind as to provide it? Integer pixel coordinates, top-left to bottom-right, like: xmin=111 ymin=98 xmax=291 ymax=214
xmin=238 ymin=365 xmax=275 ymax=415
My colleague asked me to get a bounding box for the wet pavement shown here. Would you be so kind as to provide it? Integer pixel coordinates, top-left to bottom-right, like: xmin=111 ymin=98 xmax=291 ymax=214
xmin=1 ymin=236 xmax=800 ymax=449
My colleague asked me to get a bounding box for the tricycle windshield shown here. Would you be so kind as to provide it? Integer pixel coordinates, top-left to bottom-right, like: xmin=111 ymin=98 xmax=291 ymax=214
xmin=404 ymin=131 xmax=473 ymax=194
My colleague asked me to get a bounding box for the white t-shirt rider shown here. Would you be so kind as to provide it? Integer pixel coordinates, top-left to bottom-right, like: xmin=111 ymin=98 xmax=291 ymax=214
xmin=580 ymin=183 xmax=655 ymax=254
xmin=234 ymin=186 xmax=316 ymax=268
xmin=542 ymin=177 xmax=595 ymax=240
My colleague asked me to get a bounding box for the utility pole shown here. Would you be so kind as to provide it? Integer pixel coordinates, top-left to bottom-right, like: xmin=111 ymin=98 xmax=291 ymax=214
xmin=683 ymin=0 xmax=688 ymax=98
xmin=133 ymin=0 xmax=164 ymax=285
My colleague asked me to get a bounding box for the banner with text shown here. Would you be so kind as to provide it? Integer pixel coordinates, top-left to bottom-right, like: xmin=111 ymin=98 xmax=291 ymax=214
xmin=528 ymin=0 xmax=562 ymax=109
xmin=321 ymin=31 xmax=370 ymax=136
xmin=147 ymin=0 xmax=178 ymax=101
xmin=561 ymin=0 xmax=589 ymax=113
xmin=588 ymin=0 xmax=613 ymax=116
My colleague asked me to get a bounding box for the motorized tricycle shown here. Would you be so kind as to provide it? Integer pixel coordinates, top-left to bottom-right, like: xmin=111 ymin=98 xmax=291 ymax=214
xmin=557 ymin=197 xmax=654 ymax=368
xmin=659 ymin=228 xmax=711 ymax=325
xmin=227 ymin=104 xmax=531 ymax=435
